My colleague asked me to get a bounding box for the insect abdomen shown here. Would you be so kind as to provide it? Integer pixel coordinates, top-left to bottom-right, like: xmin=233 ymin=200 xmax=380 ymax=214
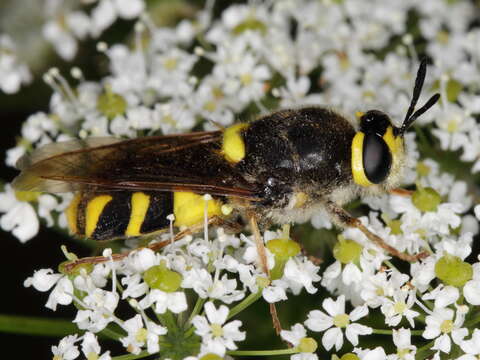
xmin=66 ymin=191 xmax=225 ymax=240
xmin=66 ymin=191 xmax=173 ymax=240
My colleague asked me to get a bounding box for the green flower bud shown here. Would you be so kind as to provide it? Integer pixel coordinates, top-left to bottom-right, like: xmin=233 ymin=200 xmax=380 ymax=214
xmin=432 ymin=78 xmax=462 ymax=102
xmin=297 ymin=337 xmax=317 ymax=353
xmin=340 ymin=354 xmax=360 ymax=360
xmin=333 ymin=237 xmax=363 ymax=264
xmin=97 ymin=88 xmax=127 ymax=120
xmin=232 ymin=18 xmax=267 ymax=35
xmin=416 ymin=162 xmax=431 ymax=177
xmin=412 ymin=187 xmax=441 ymax=212
xmin=200 ymin=354 xmax=223 ymax=360
xmin=58 ymin=261 xmax=93 ymax=276
xmin=15 ymin=190 xmax=40 ymax=202
xmin=143 ymin=264 xmax=183 ymax=292
xmin=435 ymin=254 xmax=473 ymax=287
xmin=266 ymin=238 xmax=301 ymax=261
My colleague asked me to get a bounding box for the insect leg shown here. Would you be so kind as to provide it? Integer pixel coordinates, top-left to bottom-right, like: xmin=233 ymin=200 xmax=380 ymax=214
xmin=64 ymin=216 xmax=226 ymax=272
xmin=389 ymin=188 xmax=413 ymax=197
xmin=325 ymin=201 xmax=428 ymax=262
xmin=248 ymin=213 xmax=282 ymax=335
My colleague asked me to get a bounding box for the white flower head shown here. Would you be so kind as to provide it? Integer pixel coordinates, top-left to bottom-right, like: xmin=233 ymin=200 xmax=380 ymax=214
xmin=192 ymin=301 xmax=245 ymax=356
xmin=305 ymin=295 xmax=372 ymax=351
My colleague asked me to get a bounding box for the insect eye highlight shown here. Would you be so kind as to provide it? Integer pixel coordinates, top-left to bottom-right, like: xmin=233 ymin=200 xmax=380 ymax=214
xmin=362 ymin=133 xmax=392 ymax=184
xmin=360 ymin=110 xmax=391 ymax=136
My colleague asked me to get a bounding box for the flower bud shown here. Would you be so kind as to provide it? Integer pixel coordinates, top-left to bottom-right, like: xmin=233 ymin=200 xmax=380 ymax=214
xmin=333 ymin=237 xmax=362 ymax=264
xmin=435 ymin=254 xmax=473 ymax=287
xmin=143 ymin=263 xmax=183 ymax=292
xmin=297 ymin=337 xmax=317 ymax=353
xmin=97 ymin=88 xmax=127 ymax=120
xmin=412 ymin=187 xmax=441 ymax=212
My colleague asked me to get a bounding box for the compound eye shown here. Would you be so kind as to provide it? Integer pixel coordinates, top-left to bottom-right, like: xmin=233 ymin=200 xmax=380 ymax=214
xmin=363 ymin=133 xmax=392 ymax=184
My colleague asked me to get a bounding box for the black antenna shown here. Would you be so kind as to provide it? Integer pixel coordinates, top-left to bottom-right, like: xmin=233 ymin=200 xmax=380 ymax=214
xmin=397 ymin=58 xmax=440 ymax=136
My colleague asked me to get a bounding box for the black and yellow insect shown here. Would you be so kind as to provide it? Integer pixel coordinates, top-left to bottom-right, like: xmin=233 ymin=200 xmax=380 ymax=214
xmin=12 ymin=60 xmax=439 ymax=261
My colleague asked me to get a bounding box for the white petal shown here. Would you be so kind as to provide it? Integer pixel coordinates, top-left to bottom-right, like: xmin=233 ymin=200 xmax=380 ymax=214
xmin=304 ymin=310 xmax=333 ymax=332
xmin=350 ymin=305 xmax=369 ymax=321
xmin=322 ymin=327 xmax=342 ymax=351
xmin=345 ymin=323 xmax=372 ymax=346
xmin=464 ymin=280 xmax=480 ymax=305
xmin=432 ymin=334 xmax=451 ymax=353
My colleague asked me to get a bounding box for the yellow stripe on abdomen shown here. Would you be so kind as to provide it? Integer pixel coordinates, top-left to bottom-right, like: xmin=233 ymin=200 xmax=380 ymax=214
xmin=173 ymin=192 xmax=222 ymax=227
xmin=125 ymin=192 xmax=151 ymax=236
xmin=85 ymin=195 xmax=113 ymax=237
xmin=66 ymin=193 xmax=82 ymax=234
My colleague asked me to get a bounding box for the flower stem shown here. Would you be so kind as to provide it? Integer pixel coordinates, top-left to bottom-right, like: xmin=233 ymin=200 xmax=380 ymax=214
xmin=227 ymin=348 xmax=297 ymax=356
xmin=371 ymin=328 xmax=423 ymax=336
xmin=185 ymin=297 xmax=206 ymax=326
xmin=228 ymin=290 xmax=263 ymax=320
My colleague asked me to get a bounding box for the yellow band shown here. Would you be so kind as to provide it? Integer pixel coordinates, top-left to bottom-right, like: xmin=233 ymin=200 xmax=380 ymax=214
xmin=383 ymin=126 xmax=403 ymax=159
xmin=125 ymin=192 xmax=151 ymax=236
xmin=85 ymin=195 xmax=113 ymax=237
xmin=222 ymin=123 xmax=250 ymax=163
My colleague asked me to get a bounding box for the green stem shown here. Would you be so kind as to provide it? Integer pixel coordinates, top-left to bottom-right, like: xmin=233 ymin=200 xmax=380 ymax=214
xmin=415 ymin=340 xmax=435 ymax=359
xmin=227 ymin=348 xmax=297 ymax=356
xmin=185 ymin=297 xmax=206 ymax=326
xmin=0 ymin=314 xmax=79 ymax=337
xmin=111 ymin=350 xmax=151 ymax=360
xmin=228 ymin=290 xmax=263 ymax=320
xmin=372 ymin=328 xmax=423 ymax=336
xmin=99 ymin=326 xmax=125 ymax=341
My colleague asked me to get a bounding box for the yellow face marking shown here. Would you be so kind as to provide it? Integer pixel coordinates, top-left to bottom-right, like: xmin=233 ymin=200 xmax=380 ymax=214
xmin=174 ymin=192 xmax=223 ymax=227
xmin=85 ymin=195 xmax=113 ymax=237
xmin=383 ymin=126 xmax=403 ymax=159
xmin=351 ymin=132 xmax=373 ymax=187
xmin=125 ymin=192 xmax=151 ymax=237
xmin=222 ymin=123 xmax=250 ymax=163
xmin=66 ymin=193 xmax=82 ymax=234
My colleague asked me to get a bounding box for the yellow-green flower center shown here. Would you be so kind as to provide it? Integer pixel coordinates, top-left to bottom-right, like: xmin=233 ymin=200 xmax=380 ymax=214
xmin=164 ymin=57 xmax=178 ymax=70
xmin=240 ymin=73 xmax=253 ymax=86
xmin=394 ymin=301 xmax=407 ymax=314
xmin=333 ymin=313 xmax=350 ymax=328
xmin=210 ymin=323 xmax=224 ymax=337
xmin=440 ymin=319 xmax=453 ymax=334
xmin=135 ymin=327 xmax=148 ymax=343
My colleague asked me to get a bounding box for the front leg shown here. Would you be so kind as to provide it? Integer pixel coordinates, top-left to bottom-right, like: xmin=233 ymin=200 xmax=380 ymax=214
xmin=325 ymin=201 xmax=428 ymax=262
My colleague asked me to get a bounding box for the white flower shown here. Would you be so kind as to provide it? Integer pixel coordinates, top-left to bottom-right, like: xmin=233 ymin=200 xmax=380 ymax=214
xmin=387 ymin=328 xmax=416 ymax=360
xmin=81 ymin=332 xmax=111 ymax=360
xmin=423 ymin=285 xmax=460 ymax=309
xmin=283 ymin=257 xmax=321 ymax=295
xmin=73 ymin=289 xmax=119 ymax=332
xmin=463 ymin=262 xmax=480 ymax=306
xmin=119 ymin=314 xmax=167 ymax=355
xmin=423 ymin=308 xmax=468 ymax=353
xmin=24 ymin=268 xmax=62 ymax=292
xmin=91 ymin=0 xmax=145 ymax=37
xmin=381 ymin=289 xmax=419 ymax=327
xmin=52 ymin=335 xmax=80 ymax=360
xmin=280 ymin=324 xmax=319 ymax=360
xmin=459 ymin=328 xmax=480 ymax=359
xmin=192 ymin=301 xmax=245 ymax=356
xmin=0 ymin=184 xmax=39 ymax=243
xmin=305 ymin=295 xmax=372 ymax=351
xmin=0 ymin=35 xmax=32 ymax=93
xmin=139 ymin=289 xmax=188 ymax=314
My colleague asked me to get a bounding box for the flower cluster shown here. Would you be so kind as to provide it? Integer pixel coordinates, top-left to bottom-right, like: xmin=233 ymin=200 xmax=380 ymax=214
xmin=1 ymin=0 xmax=480 ymax=359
